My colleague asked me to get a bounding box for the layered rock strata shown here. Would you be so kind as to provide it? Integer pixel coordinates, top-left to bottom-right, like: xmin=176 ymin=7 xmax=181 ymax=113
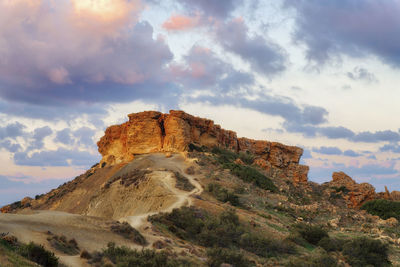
xmin=98 ymin=110 xmax=309 ymax=184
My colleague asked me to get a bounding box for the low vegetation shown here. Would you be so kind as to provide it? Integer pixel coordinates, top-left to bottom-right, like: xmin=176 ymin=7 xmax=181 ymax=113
xmin=1 ymin=234 xmax=58 ymax=267
xmin=88 ymin=242 xmax=193 ymax=267
xmin=105 ymin=169 xmax=151 ymax=189
xmin=286 ymin=223 xmax=391 ymax=266
xmin=206 ymin=247 xmax=254 ymax=267
xmin=46 ymin=233 xmax=79 ymax=255
xmin=291 ymin=223 xmax=329 ymax=246
xmin=110 ymin=222 xmax=147 ymax=246
xmin=149 ymin=206 xmax=296 ymax=262
xmin=211 ymin=147 xmax=277 ymax=192
xmin=342 ymin=237 xmax=391 ymax=267
xmin=206 ymin=183 xmax=240 ymax=206
xmin=361 ymin=199 xmax=400 ymax=220
xmin=174 ymin=171 xmax=195 ymax=191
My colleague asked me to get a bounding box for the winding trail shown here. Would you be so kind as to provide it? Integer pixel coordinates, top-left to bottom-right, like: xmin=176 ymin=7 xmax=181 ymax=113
xmin=122 ymin=153 xmax=203 ymax=232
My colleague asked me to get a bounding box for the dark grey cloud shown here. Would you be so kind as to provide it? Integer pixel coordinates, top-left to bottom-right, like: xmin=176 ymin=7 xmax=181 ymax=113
xmin=347 ymin=67 xmax=378 ymax=83
xmin=173 ymin=45 xmax=255 ymax=92
xmin=0 ymin=140 xmax=21 ymax=153
xmin=343 ymin=150 xmax=361 ymax=157
xmin=191 ymin=94 xmax=328 ymax=127
xmin=30 ymin=126 xmax=53 ymax=150
xmin=0 ymin=122 xmax=26 ymax=138
xmin=284 ymin=0 xmax=400 ymax=66
xmin=14 ymin=148 xmax=100 ymax=167
xmin=352 ymin=130 xmax=400 ymax=143
xmin=313 ymin=146 xmax=342 ymax=155
xmin=216 ymin=19 xmax=287 ymax=76
xmin=55 ymin=129 xmax=73 ymax=145
xmin=319 ymin=126 xmax=355 ymax=139
xmin=73 ymin=127 xmax=97 ymax=147
xmin=284 ymin=121 xmax=400 ymax=145
xmin=380 ymin=143 xmax=400 ymax=153
xmin=178 ymin=0 xmax=243 ymax=19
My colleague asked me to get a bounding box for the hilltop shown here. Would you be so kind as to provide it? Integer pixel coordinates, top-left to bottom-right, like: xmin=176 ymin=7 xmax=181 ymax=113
xmin=1 ymin=110 xmax=400 ymax=266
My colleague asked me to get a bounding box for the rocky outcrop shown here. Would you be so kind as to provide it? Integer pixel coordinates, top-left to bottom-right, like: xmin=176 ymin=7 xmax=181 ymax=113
xmin=379 ymin=186 xmax=400 ymax=201
xmin=329 ymin=172 xmax=376 ymax=208
xmin=98 ymin=110 xmax=309 ymax=184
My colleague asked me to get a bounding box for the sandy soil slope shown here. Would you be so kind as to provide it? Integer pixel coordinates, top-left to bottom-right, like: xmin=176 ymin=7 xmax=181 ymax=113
xmin=0 ymin=211 xmax=145 ymax=266
xmin=0 ymin=153 xmax=203 ymax=267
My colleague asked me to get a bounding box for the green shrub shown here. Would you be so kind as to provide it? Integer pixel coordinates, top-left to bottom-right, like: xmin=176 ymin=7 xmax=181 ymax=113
xmin=102 ymin=242 xmax=190 ymax=267
xmin=188 ymin=143 xmax=204 ymax=152
xmin=110 ymin=222 xmax=147 ymax=246
xmin=150 ymin=207 xmax=294 ymax=260
xmin=343 ymin=237 xmax=390 ymax=267
xmin=239 ymin=233 xmax=296 ymax=257
xmin=361 ymin=199 xmax=400 ymax=220
xmin=286 ymin=253 xmax=338 ymax=267
xmin=292 ymin=223 xmax=328 ymax=246
xmin=226 ymin=163 xmax=277 ymax=192
xmin=206 ymin=183 xmax=240 ymax=206
xmin=175 ymin=172 xmax=195 ymax=191
xmin=238 ymin=151 xmax=255 ymax=165
xmin=210 ymin=147 xmax=277 ymax=192
xmin=19 ymin=242 xmax=58 ymax=267
xmin=317 ymin=237 xmax=345 ymax=252
xmin=47 ymin=234 xmax=79 ymax=255
xmin=206 ymin=247 xmax=254 ymax=267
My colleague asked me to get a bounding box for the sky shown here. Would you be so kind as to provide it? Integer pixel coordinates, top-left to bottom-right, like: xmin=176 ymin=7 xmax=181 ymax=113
xmin=1 ymin=0 xmax=400 ymax=206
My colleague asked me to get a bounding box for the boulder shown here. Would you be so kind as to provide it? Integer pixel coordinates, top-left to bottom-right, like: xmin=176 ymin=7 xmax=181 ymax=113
xmin=329 ymin=172 xmax=376 ymax=208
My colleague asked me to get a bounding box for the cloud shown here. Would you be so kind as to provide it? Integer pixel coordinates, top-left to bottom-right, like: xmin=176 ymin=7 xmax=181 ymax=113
xmin=284 ymin=0 xmax=400 ymax=66
xmin=30 ymin=126 xmax=53 ymax=150
xmin=162 ymin=14 xmax=201 ymax=31
xmin=352 ymin=130 xmax=400 ymax=143
xmin=380 ymin=143 xmax=400 ymax=153
xmin=0 ymin=122 xmax=26 ymax=138
xmin=318 ymin=126 xmax=355 ymax=139
xmin=313 ymin=146 xmax=342 ymax=155
xmin=73 ymin=127 xmax=97 ymax=147
xmin=216 ymin=19 xmax=287 ymax=76
xmin=0 ymin=140 xmax=22 ymax=153
xmin=55 ymin=129 xmax=74 ymax=145
xmin=177 ymin=0 xmax=243 ymax=19
xmin=284 ymin=122 xmax=400 ymax=145
xmin=14 ymin=148 xmax=100 ymax=167
xmin=171 ymin=45 xmax=254 ymax=92
xmin=0 ymin=1 xmax=176 ymax=112
xmin=343 ymin=149 xmax=361 ymax=157
xmin=347 ymin=67 xmax=378 ymax=83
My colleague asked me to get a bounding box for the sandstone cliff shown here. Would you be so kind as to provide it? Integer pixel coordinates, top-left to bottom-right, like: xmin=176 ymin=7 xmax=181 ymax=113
xmin=98 ymin=110 xmax=309 ymax=184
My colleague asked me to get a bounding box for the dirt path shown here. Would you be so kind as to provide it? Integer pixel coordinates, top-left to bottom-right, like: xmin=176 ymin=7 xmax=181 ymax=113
xmin=122 ymin=153 xmax=203 ymax=237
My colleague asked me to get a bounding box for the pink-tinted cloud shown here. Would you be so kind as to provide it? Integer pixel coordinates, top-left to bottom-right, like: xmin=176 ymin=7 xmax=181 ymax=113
xmin=162 ymin=14 xmax=200 ymax=31
xmin=0 ymin=0 xmax=176 ymax=106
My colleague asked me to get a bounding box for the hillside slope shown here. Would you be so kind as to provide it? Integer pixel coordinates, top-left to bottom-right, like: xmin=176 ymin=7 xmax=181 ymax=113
xmin=1 ymin=110 xmax=400 ymax=266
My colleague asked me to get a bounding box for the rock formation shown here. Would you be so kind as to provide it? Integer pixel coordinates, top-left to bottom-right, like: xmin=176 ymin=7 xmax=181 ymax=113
xmin=329 ymin=171 xmax=376 ymax=208
xmin=98 ymin=110 xmax=309 ymax=184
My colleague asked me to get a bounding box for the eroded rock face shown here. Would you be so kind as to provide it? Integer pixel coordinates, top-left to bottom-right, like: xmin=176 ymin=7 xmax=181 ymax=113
xmin=97 ymin=110 xmax=309 ymax=184
xmin=329 ymin=171 xmax=376 ymax=208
